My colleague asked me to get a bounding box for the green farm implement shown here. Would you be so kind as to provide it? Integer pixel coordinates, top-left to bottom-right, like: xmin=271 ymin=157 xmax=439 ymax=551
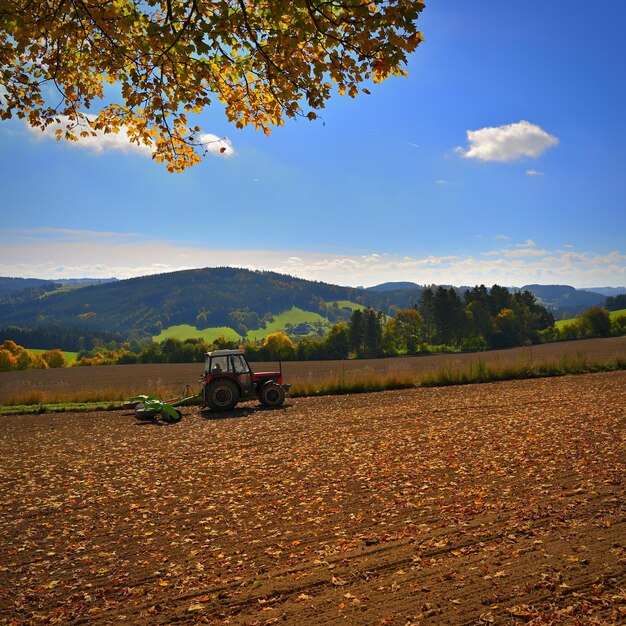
xmin=123 ymin=385 xmax=199 ymax=423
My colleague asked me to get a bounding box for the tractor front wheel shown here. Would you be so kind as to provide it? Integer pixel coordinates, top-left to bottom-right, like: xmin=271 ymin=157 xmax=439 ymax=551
xmin=206 ymin=380 xmax=239 ymax=411
xmin=259 ymin=382 xmax=286 ymax=408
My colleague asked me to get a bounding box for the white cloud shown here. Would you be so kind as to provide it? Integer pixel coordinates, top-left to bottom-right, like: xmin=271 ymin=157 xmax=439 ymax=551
xmin=526 ymin=169 xmax=544 ymax=176
xmin=502 ymin=248 xmax=547 ymax=258
xmin=27 ymin=114 xmax=152 ymax=155
xmin=1 ymin=229 xmax=624 ymax=288
xmin=483 ymin=240 xmax=547 ymax=259
xmin=456 ymin=120 xmax=558 ymax=162
xmin=197 ymin=133 xmax=235 ymax=157
xmin=26 ymin=114 xmax=234 ymax=158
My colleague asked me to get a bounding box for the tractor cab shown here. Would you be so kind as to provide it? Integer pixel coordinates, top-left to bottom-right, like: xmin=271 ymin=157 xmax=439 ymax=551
xmin=205 ymin=350 xmax=251 ymax=377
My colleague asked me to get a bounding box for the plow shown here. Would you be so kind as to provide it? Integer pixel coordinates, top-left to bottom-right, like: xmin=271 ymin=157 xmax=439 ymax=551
xmin=123 ymin=385 xmax=199 ymax=423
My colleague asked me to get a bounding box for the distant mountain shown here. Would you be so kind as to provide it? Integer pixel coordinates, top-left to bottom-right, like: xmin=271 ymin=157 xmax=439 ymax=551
xmin=57 ymin=278 xmax=119 ymax=286
xmin=521 ymin=284 xmax=605 ymax=317
xmin=583 ymin=286 xmax=626 ymax=297
xmin=0 ymin=277 xmax=53 ymax=299
xmin=367 ymin=281 xmax=420 ymax=292
xmin=1 ymin=269 xmax=618 ymax=340
xmin=0 ymin=277 xmax=117 ymax=299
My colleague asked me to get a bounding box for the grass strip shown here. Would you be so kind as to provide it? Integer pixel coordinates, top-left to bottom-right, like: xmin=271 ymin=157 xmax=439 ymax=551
xmin=0 ymin=402 xmax=126 ymax=415
xmin=417 ymin=354 xmax=626 ymax=387
xmin=290 ymin=372 xmax=415 ymax=398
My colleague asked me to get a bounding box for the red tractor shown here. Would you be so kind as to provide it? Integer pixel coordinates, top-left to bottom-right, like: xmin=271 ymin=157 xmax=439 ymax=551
xmin=200 ymin=349 xmax=291 ymax=411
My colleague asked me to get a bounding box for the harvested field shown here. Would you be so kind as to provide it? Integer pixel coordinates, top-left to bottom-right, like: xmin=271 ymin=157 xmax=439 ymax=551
xmin=1 ymin=336 xmax=625 ymax=403
xmin=1 ymin=371 xmax=625 ymax=625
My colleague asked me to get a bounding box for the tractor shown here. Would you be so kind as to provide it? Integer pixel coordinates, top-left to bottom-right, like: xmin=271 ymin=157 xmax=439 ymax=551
xmin=200 ymin=349 xmax=291 ymax=411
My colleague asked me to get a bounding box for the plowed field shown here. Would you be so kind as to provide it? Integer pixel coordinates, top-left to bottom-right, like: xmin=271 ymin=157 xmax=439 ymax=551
xmin=1 ymin=372 xmax=625 ymax=625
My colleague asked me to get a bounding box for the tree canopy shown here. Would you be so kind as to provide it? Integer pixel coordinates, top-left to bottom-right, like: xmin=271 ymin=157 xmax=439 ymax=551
xmin=1 ymin=0 xmax=424 ymax=171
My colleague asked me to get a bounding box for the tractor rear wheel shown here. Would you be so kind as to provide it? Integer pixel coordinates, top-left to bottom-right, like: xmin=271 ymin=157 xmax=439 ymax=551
xmin=259 ymin=382 xmax=285 ymax=407
xmin=206 ymin=379 xmax=239 ymax=411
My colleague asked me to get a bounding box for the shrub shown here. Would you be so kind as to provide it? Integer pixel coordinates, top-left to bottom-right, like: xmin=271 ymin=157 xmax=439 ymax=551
xmin=611 ymin=313 xmax=626 ymax=336
xmin=263 ymin=332 xmax=296 ymax=361
xmin=41 ymin=349 xmax=67 ymax=368
xmin=0 ymin=348 xmax=17 ymax=372
xmin=580 ymin=307 xmax=611 ymax=337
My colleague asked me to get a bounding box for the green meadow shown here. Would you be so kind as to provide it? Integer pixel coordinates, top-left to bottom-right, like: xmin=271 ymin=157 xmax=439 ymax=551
xmin=153 ymin=306 xmax=341 ymax=343
xmin=29 ymin=348 xmax=78 ymax=363
xmin=330 ymin=300 xmax=365 ymax=311
xmin=246 ymin=307 xmax=327 ymax=341
xmin=555 ymin=308 xmax=626 ymax=329
xmin=153 ymin=325 xmax=242 ymax=343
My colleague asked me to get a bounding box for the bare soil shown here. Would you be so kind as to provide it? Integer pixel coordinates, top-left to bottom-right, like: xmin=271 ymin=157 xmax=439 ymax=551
xmin=1 ymin=336 xmax=624 ymax=403
xmin=1 ymin=372 xmax=625 ymax=625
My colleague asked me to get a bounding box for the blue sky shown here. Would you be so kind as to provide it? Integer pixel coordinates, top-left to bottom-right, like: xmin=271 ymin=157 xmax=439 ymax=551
xmin=1 ymin=0 xmax=625 ymax=288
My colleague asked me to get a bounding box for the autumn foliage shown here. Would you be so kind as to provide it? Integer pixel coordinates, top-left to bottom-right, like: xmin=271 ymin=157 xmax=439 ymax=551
xmin=1 ymin=0 xmax=424 ymax=171
xmin=0 ymin=340 xmax=67 ymax=371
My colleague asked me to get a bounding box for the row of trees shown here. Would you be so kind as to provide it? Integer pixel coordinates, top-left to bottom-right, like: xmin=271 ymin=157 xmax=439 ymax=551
xmin=3 ymin=289 xmax=624 ymax=370
xmin=307 ymin=285 xmax=557 ymax=360
xmin=0 ymin=325 xmax=123 ymax=352
xmin=416 ymin=285 xmax=555 ymax=349
xmin=0 ymin=341 xmax=67 ymax=372
xmin=606 ymin=294 xmax=626 ymax=311
xmin=244 ymin=286 xmax=623 ymax=361
xmin=235 ymin=286 xmax=559 ymax=361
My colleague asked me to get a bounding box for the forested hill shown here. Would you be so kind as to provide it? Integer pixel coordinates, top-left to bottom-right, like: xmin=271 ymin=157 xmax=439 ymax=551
xmin=0 ymin=277 xmax=118 ymax=298
xmin=1 ymin=268 xmax=620 ymax=342
xmin=0 ymin=278 xmax=54 ymax=299
xmin=0 ymin=267 xmax=388 ymax=336
xmin=520 ymin=284 xmax=606 ymax=317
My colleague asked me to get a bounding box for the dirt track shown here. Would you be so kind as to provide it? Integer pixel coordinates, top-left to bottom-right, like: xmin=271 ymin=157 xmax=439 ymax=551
xmin=1 ymin=372 xmax=625 ymax=625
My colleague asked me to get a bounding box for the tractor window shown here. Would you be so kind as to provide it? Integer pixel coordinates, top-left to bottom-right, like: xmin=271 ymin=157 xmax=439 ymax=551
xmin=210 ymin=356 xmax=228 ymax=374
xmin=232 ymin=355 xmax=250 ymax=373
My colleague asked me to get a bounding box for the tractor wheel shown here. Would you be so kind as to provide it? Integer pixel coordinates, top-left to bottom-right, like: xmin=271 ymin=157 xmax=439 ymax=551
xmin=259 ymin=382 xmax=285 ymax=408
xmin=207 ymin=380 xmax=239 ymax=411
